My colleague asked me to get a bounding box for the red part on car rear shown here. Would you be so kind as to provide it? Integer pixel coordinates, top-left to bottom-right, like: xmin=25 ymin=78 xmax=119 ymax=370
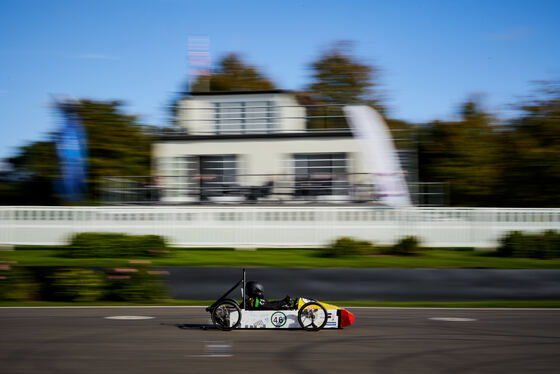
xmin=340 ymin=308 xmax=355 ymax=327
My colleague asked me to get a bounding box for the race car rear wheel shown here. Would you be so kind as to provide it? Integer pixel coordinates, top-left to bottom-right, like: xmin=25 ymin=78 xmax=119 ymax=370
xmin=298 ymin=302 xmax=328 ymax=331
xmin=211 ymin=299 xmax=242 ymax=331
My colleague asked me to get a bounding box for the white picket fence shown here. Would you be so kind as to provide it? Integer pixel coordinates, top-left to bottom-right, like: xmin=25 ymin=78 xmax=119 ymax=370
xmin=1 ymin=206 xmax=559 ymax=248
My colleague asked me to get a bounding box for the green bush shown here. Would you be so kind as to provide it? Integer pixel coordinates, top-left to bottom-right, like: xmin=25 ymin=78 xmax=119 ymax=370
xmin=104 ymin=267 xmax=167 ymax=302
xmin=384 ymin=236 xmax=421 ymax=256
xmin=322 ymin=237 xmax=376 ymax=257
xmin=497 ymin=230 xmax=560 ymax=259
xmin=542 ymin=230 xmax=560 ymax=259
xmin=46 ymin=266 xmax=167 ymax=302
xmin=49 ymin=268 xmax=105 ymax=302
xmin=1 ymin=263 xmax=168 ymax=303
xmin=0 ymin=266 xmax=40 ymax=301
xmin=61 ymin=233 xmax=170 ymax=258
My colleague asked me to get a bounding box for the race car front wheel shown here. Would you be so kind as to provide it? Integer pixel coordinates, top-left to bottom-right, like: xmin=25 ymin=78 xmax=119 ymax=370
xmin=298 ymin=302 xmax=328 ymax=331
xmin=211 ymin=299 xmax=242 ymax=331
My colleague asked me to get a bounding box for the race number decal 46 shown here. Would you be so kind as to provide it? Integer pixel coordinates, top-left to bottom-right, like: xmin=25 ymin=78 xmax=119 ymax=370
xmin=270 ymin=312 xmax=287 ymax=327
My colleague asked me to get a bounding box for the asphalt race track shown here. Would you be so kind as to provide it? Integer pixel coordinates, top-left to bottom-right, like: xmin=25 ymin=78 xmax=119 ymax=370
xmin=164 ymin=267 xmax=560 ymax=301
xmin=1 ymin=307 xmax=559 ymax=374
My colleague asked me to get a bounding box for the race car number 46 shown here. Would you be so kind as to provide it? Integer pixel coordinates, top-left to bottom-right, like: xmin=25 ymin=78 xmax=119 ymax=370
xmin=271 ymin=312 xmax=287 ymax=327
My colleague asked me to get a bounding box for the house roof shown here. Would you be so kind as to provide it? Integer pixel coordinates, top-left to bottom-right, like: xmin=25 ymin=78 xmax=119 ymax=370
xmin=183 ymin=89 xmax=293 ymax=97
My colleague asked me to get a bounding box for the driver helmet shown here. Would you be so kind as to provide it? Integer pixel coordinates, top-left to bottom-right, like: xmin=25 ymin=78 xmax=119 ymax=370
xmin=245 ymin=281 xmax=264 ymax=298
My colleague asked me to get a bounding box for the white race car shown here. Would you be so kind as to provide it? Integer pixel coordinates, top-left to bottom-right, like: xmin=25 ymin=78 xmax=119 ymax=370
xmin=206 ymin=269 xmax=355 ymax=331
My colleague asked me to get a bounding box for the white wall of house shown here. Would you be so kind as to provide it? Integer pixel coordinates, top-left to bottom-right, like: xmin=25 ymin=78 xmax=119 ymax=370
xmin=153 ymin=136 xmax=370 ymax=183
xmin=159 ymin=91 xmax=378 ymax=202
xmin=178 ymin=99 xmax=213 ymax=134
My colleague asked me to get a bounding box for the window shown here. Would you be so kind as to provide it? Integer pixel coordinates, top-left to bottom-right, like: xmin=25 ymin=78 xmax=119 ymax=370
xmin=158 ymin=156 xmax=197 ymax=198
xmin=215 ymin=102 xmax=243 ymax=133
xmin=293 ymin=153 xmax=349 ymax=196
xmin=158 ymin=155 xmax=240 ymax=200
xmin=245 ymin=101 xmax=276 ymax=133
xmin=214 ymin=101 xmax=277 ymax=134
xmin=198 ymin=155 xmax=239 ymax=198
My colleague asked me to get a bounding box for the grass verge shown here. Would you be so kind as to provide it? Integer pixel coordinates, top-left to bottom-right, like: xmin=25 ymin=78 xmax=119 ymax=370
xmin=3 ymin=247 xmax=560 ymax=268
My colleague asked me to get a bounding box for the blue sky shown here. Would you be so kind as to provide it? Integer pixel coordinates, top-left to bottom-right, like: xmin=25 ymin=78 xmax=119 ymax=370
xmin=1 ymin=0 xmax=559 ymax=160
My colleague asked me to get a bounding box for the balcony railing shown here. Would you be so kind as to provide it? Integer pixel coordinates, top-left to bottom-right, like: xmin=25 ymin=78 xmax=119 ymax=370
xmin=158 ymin=103 xmax=412 ymax=142
xmin=100 ymin=174 xmax=445 ymax=206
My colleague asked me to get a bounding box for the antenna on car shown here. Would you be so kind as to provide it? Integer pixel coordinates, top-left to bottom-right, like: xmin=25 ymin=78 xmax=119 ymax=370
xmin=242 ymin=268 xmax=246 ymax=310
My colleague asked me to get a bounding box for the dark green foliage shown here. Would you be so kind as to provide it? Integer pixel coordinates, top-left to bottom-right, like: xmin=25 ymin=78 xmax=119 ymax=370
xmin=62 ymin=233 xmax=170 ymax=258
xmin=418 ymin=82 xmax=560 ymax=207
xmin=308 ymin=41 xmax=383 ymax=112
xmin=385 ymin=236 xmax=421 ymax=256
xmin=191 ymin=53 xmax=276 ymax=92
xmin=60 ymin=100 xmax=153 ymax=202
xmin=1 ymin=100 xmax=152 ymax=204
xmin=1 ymin=266 xmax=167 ymax=302
xmin=104 ymin=267 xmax=167 ymax=302
xmin=322 ymin=237 xmax=376 ymax=257
xmin=0 ymin=266 xmax=40 ymax=301
xmin=3 ymin=233 xmax=170 ymax=302
xmin=497 ymin=230 xmax=560 ymax=259
xmin=417 ymin=99 xmax=502 ymax=206
xmin=2 ymin=141 xmax=60 ymax=205
xmin=496 ymin=82 xmax=560 ymax=207
xmin=49 ymin=268 xmax=105 ymax=301
xmin=323 ymin=236 xmax=422 ymax=257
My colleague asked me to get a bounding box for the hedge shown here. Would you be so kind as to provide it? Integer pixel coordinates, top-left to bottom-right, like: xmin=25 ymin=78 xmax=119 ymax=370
xmin=383 ymin=236 xmax=421 ymax=256
xmin=322 ymin=236 xmax=423 ymax=257
xmin=104 ymin=266 xmax=167 ymax=302
xmin=0 ymin=266 xmax=168 ymax=303
xmin=322 ymin=237 xmax=376 ymax=257
xmin=497 ymin=230 xmax=560 ymax=259
xmin=0 ymin=265 xmax=40 ymax=301
xmin=49 ymin=268 xmax=105 ymax=302
xmin=61 ymin=233 xmax=170 ymax=258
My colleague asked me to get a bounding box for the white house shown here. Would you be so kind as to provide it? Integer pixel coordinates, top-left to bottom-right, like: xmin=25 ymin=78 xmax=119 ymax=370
xmin=152 ymin=90 xmax=407 ymax=203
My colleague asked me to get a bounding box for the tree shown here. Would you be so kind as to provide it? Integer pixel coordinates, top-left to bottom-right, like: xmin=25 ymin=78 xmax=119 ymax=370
xmin=418 ymin=99 xmax=503 ymax=206
xmin=307 ymin=41 xmax=383 ymax=109
xmin=191 ymin=53 xmax=276 ymax=92
xmin=3 ymin=140 xmax=60 ymax=205
xmin=306 ymin=41 xmax=384 ymax=129
xmin=61 ymin=100 xmax=153 ymax=201
xmin=2 ymin=100 xmax=153 ymax=204
xmin=417 ymin=84 xmax=560 ymax=207
xmin=498 ymin=81 xmax=560 ymax=207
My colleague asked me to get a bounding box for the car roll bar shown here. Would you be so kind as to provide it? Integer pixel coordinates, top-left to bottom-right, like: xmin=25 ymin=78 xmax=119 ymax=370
xmin=205 ymin=268 xmax=246 ymax=312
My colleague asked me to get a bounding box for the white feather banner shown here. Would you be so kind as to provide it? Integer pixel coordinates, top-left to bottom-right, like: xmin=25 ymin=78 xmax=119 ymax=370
xmin=343 ymin=105 xmax=412 ymax=207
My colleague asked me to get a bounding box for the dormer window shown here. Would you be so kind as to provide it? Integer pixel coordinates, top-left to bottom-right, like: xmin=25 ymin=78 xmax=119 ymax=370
xmin=175 ymin=90 xmax=306 ymax=134
xmin=214 ymin=101 xmax=277 ymax=134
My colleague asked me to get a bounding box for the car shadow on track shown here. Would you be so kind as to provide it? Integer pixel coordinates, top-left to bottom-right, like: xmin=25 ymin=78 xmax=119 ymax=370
xmin=161 ymin=323 xmax=216 ymax=330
